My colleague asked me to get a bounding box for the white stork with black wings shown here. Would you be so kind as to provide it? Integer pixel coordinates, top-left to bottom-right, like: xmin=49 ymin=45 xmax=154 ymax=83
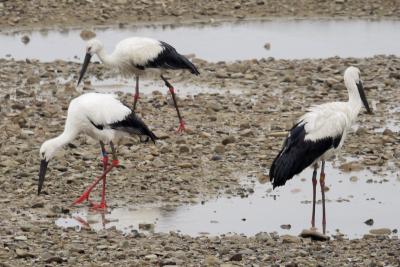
xmin=269 ymin=66 xmax=372 ymax=234
xmin=38 ymin=93 xmax=157 ymax=210
xmin=77 ymin=37 xmax=200 ymax=132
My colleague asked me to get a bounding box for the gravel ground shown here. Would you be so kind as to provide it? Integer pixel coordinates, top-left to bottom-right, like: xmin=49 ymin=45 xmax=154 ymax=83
xmin=0 ymin=55 xmax=399 ymax=265
xmin=0 ymin=0 xmax=400 ymax=30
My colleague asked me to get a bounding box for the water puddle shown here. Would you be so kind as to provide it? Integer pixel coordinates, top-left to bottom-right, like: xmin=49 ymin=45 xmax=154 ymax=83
xmin=56 ymin=161 xmax=400 ymax=238
xmin=2 ymin=20 xmax=400 ymax=62
xmin=87 ymin=77 xmax=243 ymax=96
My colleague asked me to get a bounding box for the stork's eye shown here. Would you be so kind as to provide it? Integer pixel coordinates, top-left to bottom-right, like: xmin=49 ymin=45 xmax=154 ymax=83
xmin=41 ymin=152 xmax=45 ymax=158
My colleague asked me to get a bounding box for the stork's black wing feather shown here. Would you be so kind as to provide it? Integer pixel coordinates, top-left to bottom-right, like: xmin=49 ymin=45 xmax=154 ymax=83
xmin=109 ymin=112 xmax=157 ymax=143
xmin=269 ymin=122 xmax=342 ymax=189
xmin=142 ymin=41 xmax=200 ymax=75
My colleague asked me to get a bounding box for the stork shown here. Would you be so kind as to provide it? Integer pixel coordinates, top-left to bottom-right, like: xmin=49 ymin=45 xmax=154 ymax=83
xmin=77 ymin=37 xmax=200 ymax=132
xmin=38 ymin=93 xmax=157 ymax=210
xmin=269 ymin=66 xmax=372 ymax=234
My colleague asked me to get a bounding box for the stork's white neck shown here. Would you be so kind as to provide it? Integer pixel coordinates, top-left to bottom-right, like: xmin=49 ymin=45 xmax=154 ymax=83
xmin=344 ymin=75 xmax=362 ymax=120
xmin=96 ymin=48 xmax=118 ymax=66
xmin=43 ymin=126 xmax=78 ymax=160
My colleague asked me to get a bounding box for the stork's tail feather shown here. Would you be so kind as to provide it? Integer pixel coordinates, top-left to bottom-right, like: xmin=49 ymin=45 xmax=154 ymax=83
xmin=269 ymin=152 xmax=298 ymax=189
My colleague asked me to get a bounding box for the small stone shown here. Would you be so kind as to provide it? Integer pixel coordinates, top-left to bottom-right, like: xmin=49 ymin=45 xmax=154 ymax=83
xmin=369 ymin=228 xmax=391 ymax=235
xmin=281 ymin=235 xmax=301 ymax=243
xmin=145 ymin=254 xmax=158 ymax=260
xmin=299 ymin=229 xmax=330 ymax=241
xmin=280 ymin=224 xmax=291 ymax=230
xmin=43 ymin=254 xmax=63 ymax=263
xmin=264 ymin=42 xmax=271 ymax=50
xmin=229 ymin=253 xmax=242 ymax=261
xmin=178 ymin=162 xmax=192 ymax=169
xmin=211 ymin=155 xmax=222 ymax=161
xmin=138 ymin=223 xmax=154 ymax=231
xmin=214 ymin=145 xmax=225 ymax=154
xmin=339 ymin=162 xmax=364 ymax=172
xmin=80 ymin=30 xmax=96 ymax=40
xmin=204 ymin=255 xmax=220 ymax=265
xmin=364 ymin=219 xmax=374 ymax=226
xmin=14 ymin=235 xmax=27 ymax=241
xmin=350 ymin=176 xmax=358 ymax=182
xmin=21 ymin=35 xmax=30 ymax=44
xmin=15 ymin=248 xmax=35 ymax=258
xmin=222 ymin=136 xmax=236 ymax=145
xmin=179 ymin=145 xmax=190 ymax=153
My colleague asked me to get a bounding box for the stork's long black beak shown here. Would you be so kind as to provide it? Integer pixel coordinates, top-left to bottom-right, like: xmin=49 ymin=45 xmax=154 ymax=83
xmin=38 ymin=159 xmax=49 ymax=195
xmin=77 ymin=53 xmax=92 ymax=86
xmin=356 ymin=81 xmax=372 ymax=114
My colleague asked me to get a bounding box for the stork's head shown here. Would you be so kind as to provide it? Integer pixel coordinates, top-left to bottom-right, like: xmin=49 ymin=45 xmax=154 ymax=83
xmin=77 ymin=39 xmax=103 ymax=86
xmin=344 ymin=66 xmax=372 ymax=114
xmin=38 ymin=139 xmax=59 ymax=195
xmin=86 ymin=38 xmax=103 ymax=56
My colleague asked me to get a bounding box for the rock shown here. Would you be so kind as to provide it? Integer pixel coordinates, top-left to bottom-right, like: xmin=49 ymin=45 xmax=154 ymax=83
xmin=208 ymin=101 xmax=223 ymax=112
xmin=257 ymin=174 xmax=270 ymax=184
xmin=299 ymin=229 xmax=330 ymax=241
xmin=204 ymin=255 xmax=220 ymax=265
xmin=80 ymin=30 xmax=96 ymax=40
xmin=178 ymin=162 xmax=193 ymax=169
xmin=211 ymin=155 xmax=222 ymax=161
xmin=15 ymin=249 xmax=35 ymax=258
xmin=281 ymin=235 xmax=301 ymax=243
xmin=280 ymin=224 xmax=291 ymax=230
xmin=339 ymin=162 xmax=364 ymax=172
xmin=264 ymin=42 xmax=271 ymax=50
xmin=229 ymin=253 xmax=242 ymax=261
xmin=14 ymin=235 xmax=27 ymax=241
xmin=21 ymin=35 xmax=30 ymax=44
xmin=138 ymin=223 xmax=154 ymax=231
xmin=222 ymin=136 xmax=236 ymax=145
xmin=43 ymin=254 xmax=63 ymax=263
xmin=349 ymin=176 xmax=358 ymax=182
xmin=382 ymin=128 xmax=394 ymax=136
xmin=214 ymin=145 xmax=225 ymax=154
xmin=144 ymin=254 xmax=158 ymax=260
xmin=296 ymin=77 xmax=311 ymax=86
xmin=240 ymin=129 xmax=253 ymax=137
xmin=369 ymin=228 xmax=391 ymax=235
xmin=179 ymin=145 xmax=191 ymax=153
xmin=364 ymin=219 xmax=374 ymax=226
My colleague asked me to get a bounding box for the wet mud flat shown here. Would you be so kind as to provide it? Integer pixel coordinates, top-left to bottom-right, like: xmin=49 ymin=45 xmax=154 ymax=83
xmin=1 ymin=0 xmax=400 ymax=31
xmin=0 ymin=54 xmax=399 ymax=265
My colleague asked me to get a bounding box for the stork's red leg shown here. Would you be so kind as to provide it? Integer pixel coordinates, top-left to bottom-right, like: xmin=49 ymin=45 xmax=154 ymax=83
xmin=133 ymin=76 xmax=140 ymax=111
xmin=160 ymin=75 xmax=185 ymax=133
xmin=91 ymin=142 xmax=119 ymax=211
xmin=320 ymin=160 xmax=327 ymax=234
xmin=311 ymin=164 xmax=318 ymax=229
xmin=72 ymin=164 xmax=114 ymax=206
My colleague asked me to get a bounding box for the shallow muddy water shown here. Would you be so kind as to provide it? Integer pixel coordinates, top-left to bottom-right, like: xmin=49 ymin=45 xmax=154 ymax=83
xmin=2 ymin=20 xmax=400 ymax=62
xmin=56 ymin=160 xmax=400 ymax=238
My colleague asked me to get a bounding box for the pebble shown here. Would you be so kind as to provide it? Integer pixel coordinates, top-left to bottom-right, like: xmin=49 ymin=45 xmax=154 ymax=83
xmin=369 ymin=228 xmax=391 ymax=235
xmin=364 ymin=219 xmax=374 ymax=226
xmin=15 ymin=248 xmax=35 ymax=258
xmin=299 ymin=229 xmax=330 ymax=241
xmin=281 ymin=235 xmax=301 ymax=244
xmin=222 ymin=136 xmax=236 ymax=145
xmin=229 ymin=253 xmax=243 ymax=261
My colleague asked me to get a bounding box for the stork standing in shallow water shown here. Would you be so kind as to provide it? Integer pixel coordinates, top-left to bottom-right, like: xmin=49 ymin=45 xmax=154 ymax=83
xmin=38 ymin=93 xmax=157 ymax=210
xmin=269 ymin=66 xmax=372 ymax=234
xmin=77 ymin=37 xmax=200 ymax=132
